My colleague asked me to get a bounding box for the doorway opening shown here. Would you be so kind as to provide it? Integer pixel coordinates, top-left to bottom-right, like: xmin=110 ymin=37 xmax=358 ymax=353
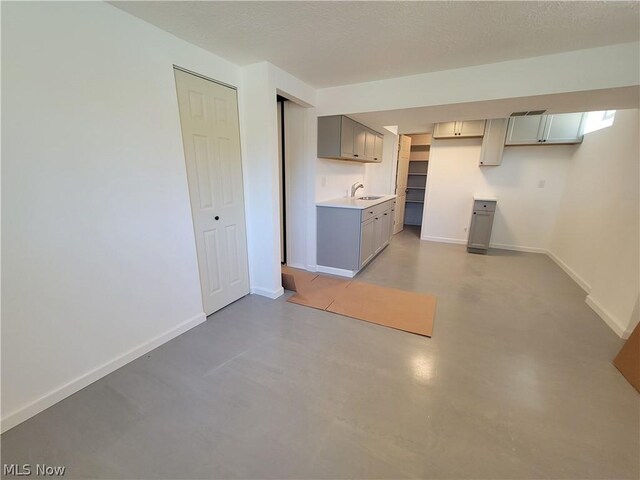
xmin=394 ymin=133 xmax=431 ymax=236
xmin=277 ymin=95 xmax=288 ymax=264
xmin=276 ymin=94 xmax=308 ymax=270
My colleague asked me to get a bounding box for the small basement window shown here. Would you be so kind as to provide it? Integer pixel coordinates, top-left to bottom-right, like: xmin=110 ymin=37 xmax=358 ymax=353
xmin=583 ymin=110 xmax=616 ymax=134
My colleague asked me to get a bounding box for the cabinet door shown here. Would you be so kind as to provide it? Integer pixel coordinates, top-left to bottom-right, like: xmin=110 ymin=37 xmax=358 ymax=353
xmin=359 ymin=218 xmax=376 ymax=267
xmin=374 ymin=134 xmax=384 ymax=162
xmin=542 ymin=113 xmax=585 ymax=144
xmin=457 ymin=120 xmax=486 ymax=137
xmin=373 ymin=215 xmax=386 ymax=254
xmin=353 ymin=124 xmax=367 ymax=159
xmin=381 ymin=210 xmax=392 ymax=246
xmin=364 ymin=130 xmax=376 ymax=160
xmin=433 ymin=121 xmax=457 ymax=138
xmin=468 ymin=211 xmax=494 ymax=249
xmin=340 ymin=117 xmax=356 ymax=157
xmin=505 ymin=115 xmax=546 ymax=145
xmin=479 ymin=118 xmax=508 ymax=166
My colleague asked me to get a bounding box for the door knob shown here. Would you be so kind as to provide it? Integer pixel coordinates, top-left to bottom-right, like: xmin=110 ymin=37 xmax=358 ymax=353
xmin=214 ymin=216 xmax=220 ymax=221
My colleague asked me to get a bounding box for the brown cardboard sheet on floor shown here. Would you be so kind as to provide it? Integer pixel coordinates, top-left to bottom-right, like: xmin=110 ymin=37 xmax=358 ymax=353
xmin=613 ymin=321 xmax=640 ymax=393
xmin=328 ymin=281 xmax=435 ymax=337
xmin=282 ymin=266 xmax=436 ymax=337
xmin=287 ymin=274 xmax=351 ymax=310
xmin=281 ymin=265 xmax=318 ymax=292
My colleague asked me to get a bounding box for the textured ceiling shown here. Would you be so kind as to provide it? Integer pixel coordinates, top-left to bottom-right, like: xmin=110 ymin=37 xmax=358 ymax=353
xmin=111 ymin=1 xmax=640 ymax=88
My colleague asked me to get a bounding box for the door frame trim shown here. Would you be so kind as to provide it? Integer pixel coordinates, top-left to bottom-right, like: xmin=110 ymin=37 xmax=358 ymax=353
xmin=173 ymin=65 xmax=237 ymax=91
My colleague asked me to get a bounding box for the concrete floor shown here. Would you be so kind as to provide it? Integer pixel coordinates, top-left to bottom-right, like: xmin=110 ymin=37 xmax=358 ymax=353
xmin=2 ymin=227 xmax=638 ymax=479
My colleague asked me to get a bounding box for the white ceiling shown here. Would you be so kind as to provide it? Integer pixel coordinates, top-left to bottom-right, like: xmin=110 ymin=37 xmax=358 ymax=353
xmin=349 ymin=86 xmax=640 ymax=134
xmin=112 ymin=1 xmax=639 ymax=88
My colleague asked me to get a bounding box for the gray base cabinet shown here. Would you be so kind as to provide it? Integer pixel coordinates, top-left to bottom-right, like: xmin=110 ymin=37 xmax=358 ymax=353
xmin=317 ymin=199 xmax=395 ymax=274
xmin=467 ymin=199 xmax=497 ymax=254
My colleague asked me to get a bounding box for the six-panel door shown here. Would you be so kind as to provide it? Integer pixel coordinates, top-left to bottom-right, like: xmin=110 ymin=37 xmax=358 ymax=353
xmin=174 ymin=69 xmax=250 ymax=316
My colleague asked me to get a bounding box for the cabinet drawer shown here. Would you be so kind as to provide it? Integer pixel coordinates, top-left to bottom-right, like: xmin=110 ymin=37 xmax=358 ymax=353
xmin=361 ymin=207 xmax=376 ymax=222
xmin=473 ymin=200 xmax=496 ymax=212
xmin=361 ymin=200 xmax=395 ymax=222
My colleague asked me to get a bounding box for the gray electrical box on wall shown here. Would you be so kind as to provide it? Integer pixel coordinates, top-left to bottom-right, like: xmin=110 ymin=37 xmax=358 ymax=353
xmin=467 ymin=199 xmax=497 ymax=254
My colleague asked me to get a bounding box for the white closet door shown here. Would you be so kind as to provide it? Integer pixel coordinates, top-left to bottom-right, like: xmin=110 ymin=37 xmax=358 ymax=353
xmin=174 ymin=69 xmax=250 ymax=315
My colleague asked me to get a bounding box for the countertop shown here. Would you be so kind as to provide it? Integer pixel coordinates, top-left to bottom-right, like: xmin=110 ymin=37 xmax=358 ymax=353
xmin=473 ymin=196 xmax=498 ymax=202
xmin=316 ymin=194 xmax=397 ymax=210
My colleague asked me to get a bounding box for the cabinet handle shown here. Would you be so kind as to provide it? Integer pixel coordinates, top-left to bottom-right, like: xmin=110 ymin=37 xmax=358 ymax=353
xmin=543 ymin=139 xmax=547 ymax=142
xmin=384 ymin=213 xmax=388 ymax=216
xmin=214 ymin=216 xmax=220 ymax=220
xmin=353 ymin=154 xmax=359 ymax=157
xmin=473 ymin=212 xmax=477 ymax=215
xmin=374 ymin=158 xmax=378 ymax=160
xmin=369 ymin=211 xmax=374 ymax=214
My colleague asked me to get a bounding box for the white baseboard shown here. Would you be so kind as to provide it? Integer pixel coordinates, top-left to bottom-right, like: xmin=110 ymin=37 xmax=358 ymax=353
xmin=1 ymin=312 xmax=207 ymax=434
xmin=251 ymin=286 xmax=284 ymax=299
xmin=420 ymin=235 xmax=466 ymax=245
xmin=420 ymin=236 xmax=548 ymax=254
xmin=285 ymin=262 xmax=306 ymax=270
xmin=316 ymin=265 xmax=357 ymax=278
xmin=546 ymin=251 xmax=629 ymax=338
xmin=286 ymin=263 xmax=318 ymax=273
xmin=489 ymin=243 xmax=548 ymax=254
xmin=546 ymin=250 xmax=592 ymax=293
xmin=586 ymin=295 xmax=631 ymax=339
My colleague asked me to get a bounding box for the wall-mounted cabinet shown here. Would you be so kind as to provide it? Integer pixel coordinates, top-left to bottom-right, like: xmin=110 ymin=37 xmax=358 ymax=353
xmin=433 ymin=120 xmax=486 ymax=139
xmin=505 ymin=113 xmax=585 ymax=145
xmin=318 ymin=115 xmax=384 ymax=163
xmin=479 ymin=118 xmax=509 ymax=166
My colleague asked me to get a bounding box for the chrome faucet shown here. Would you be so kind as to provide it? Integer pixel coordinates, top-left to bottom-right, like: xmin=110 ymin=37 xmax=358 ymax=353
xmin=350 ymin=183 xmax=364 ymax=197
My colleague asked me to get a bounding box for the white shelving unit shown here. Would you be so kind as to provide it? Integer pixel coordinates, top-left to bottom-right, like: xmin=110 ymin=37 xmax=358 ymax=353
xmin=404 ymin=134 xmax=430 ymax=226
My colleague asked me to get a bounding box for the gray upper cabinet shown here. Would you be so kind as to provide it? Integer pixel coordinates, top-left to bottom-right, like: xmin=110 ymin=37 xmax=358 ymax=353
xmin=364 ymin=130 xmax=376 ymax=160
xmin=543 ymin=113 xmax=585 ymax=144
xmin=374 ymin=133 xmax=384 ymax=162
xmin=505 ymin=115 xmax=544 ymax=144
xmin=340 ymin=116 xmax=356 ymax=156
xmin=457 ymin=120 xmax=486 ymax=137
xmin=433 ymin=121 xmax=457 ymax=138
xmin=506 ymin=113 xmax=585 ymax=145
xmin=433 ymin=120 xmax=486 ymax=138
xmin=318 ymin=115 xmax=383 ymax=163
xmin=479 ymin=118 xmax=509 ymax=166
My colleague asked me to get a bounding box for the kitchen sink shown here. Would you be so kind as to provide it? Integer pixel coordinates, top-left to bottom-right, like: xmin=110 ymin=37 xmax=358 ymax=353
xmin=359 ymin=196 xmax=382 ymax=200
